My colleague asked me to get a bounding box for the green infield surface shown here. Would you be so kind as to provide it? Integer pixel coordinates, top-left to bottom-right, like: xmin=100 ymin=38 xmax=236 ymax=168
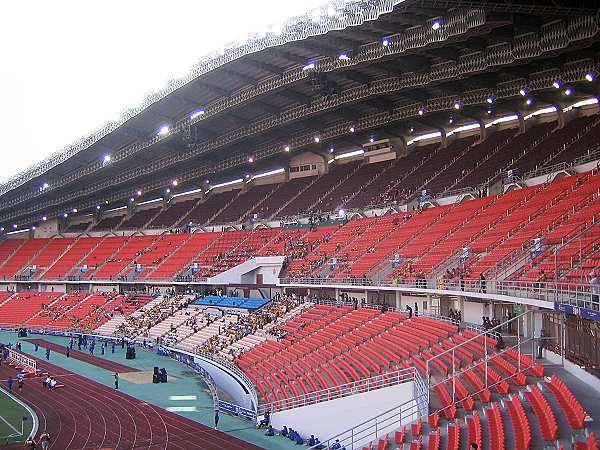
xmin=0 ymin=387 xmax=35 ymax=445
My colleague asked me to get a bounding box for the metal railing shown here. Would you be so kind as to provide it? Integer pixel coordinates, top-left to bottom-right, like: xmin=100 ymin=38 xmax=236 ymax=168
xmin=306 ymin=369 xmax=428 ymax=450
xmin=280 ymin=277 xmax=598 ymax=310
xmin=258 ymin=367 xmax=419 ymax=416
xmin=164 ymin=345 xmax=259 ymax=412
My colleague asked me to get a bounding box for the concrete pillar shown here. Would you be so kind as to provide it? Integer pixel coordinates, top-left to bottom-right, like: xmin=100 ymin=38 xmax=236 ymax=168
xmin=395 ymin=291 xmax=401 ymax=310
xmin=459 ymin=296 xmax=465 ymax=323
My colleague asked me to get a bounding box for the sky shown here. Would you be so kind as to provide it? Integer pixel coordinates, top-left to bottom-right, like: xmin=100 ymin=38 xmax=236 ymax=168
xmin=0 ymin=0 xmax=328 ymax=182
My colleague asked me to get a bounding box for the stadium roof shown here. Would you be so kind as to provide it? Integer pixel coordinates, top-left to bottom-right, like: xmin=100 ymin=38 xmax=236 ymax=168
xmin=1 ymin=0 xmax=599 ymax=229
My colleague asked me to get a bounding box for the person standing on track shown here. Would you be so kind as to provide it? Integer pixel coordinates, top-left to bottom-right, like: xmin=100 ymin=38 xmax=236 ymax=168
xmin=39 ymin=431 xmax=50 ymax=450
xmin=114 ymin=372 xmax=119 ymax=389
xmin=7 ymin=376 xmax=13 ymax=392
xmin=45 ymin=348 xmax=50 ymax=360
xmin=214 ymin=409 xmax=219 ymax=429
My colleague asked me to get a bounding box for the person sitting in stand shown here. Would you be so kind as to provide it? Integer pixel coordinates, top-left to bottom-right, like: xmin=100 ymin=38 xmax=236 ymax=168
xmin=331 ymin=439 xmax=342 ymax=449
xmin=280 ymin=426 xmax=288 ymax=437
xmin=258 ymin=410 xmax=270 ymax=428
xmin=307 ymin=435 xmax=316 ymax=446
xmin=295 ymin=432 xmax=304 ymax=445
xmin=265 ymin=425 xmax=275 ymax=436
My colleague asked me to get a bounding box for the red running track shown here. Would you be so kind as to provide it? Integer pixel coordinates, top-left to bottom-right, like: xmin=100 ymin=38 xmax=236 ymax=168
xmin=0 ymin=355 xmax=264 ymax=450
xmin=25 ymin=338 xmax=140 ymax=373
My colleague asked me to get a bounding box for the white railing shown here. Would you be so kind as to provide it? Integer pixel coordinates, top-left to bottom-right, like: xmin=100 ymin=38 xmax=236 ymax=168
xmin=280 ymin=277 xmax=597 ymax=310
xmin=164 ymin=345 xmax=259 ymax=412
xmin=306 ymin=369 xmax=428 ymax=450
xmin=8 ymin=349 xmax=37 ymax=373
xmin=258 ymin=366 xmax=419 ymax=416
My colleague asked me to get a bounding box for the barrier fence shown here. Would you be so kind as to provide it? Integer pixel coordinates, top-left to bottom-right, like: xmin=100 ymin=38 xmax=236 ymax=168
xmin=7 ymin=349 xmax=37 ymax=374
xmin=281 ymin=277 xmax=598 ymax=311
xmin=257 ymin=367 xmax=419 ymax=416
xmin=306 ymin=368 xmax=428 ymax=450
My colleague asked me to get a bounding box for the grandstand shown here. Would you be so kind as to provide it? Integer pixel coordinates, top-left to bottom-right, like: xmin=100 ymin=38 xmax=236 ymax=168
xmin=0 ymin=0 xmax=600 ymax=449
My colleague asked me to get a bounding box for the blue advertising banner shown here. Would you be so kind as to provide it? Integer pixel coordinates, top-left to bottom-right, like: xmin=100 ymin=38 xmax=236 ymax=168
xmin=554 ymin=303 xmax=600 ymax=322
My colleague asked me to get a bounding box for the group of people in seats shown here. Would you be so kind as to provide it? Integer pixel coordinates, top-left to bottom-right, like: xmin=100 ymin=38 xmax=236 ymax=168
xmin=115 ymin=294 xmax=193 ymax=337
xmin=263 ymin=420 xmax=333 ymax=449
xmin=197 ymin=295 xmax=302 ymax=357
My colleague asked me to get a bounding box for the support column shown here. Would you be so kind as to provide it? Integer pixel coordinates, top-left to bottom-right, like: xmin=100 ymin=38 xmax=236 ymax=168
xmin=395 ymin=291 xmax=401 ymax=310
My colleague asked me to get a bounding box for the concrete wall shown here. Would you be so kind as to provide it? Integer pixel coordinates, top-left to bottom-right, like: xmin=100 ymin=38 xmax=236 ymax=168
xmin=192 ymin=355 xmax=255 ymax=410
xmin=270 ymin=381 xmax=416 ymax=449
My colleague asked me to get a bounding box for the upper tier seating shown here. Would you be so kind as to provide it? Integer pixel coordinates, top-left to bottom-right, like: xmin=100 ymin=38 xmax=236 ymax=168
xmin=400 ymin=136 xmax=478 ymax=197
xmin=148 ymin=199 xmax=197 ymax=228
xmin=547 ymin=115 xmax=600 ymax=166
xmin=212 ymin=184 xmax=278 ymax=224
xmin=118 ymin=207 xmax=161 ymax=230
xmin=259 ymin=177 xmax=316 ymax=219
xmin=425 ymin=128 xmax=518 ymax=195
xmin=65 ymin=220 xmax=92 ymax=232
xmin=346 ymin=143 xmax=439 ymax=208
xmin=277 ymin=161 xmax=361 ymax=217
xmin=181 ymin=190 xmax=239 ymax=226
xmin=452 ymin=121 xmax=556 ymax=190
xmin=91 ymin=214 xmax=126 ymax=231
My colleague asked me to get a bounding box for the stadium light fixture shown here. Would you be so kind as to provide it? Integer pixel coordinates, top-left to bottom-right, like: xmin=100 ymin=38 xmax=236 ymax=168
xmin=369 ymin=136 xmax=375 ymax=143
xmin=314 ymin=135 xmax=321 ymax=143
xmin=338 ymin=52 xmax=350 ymax=61
xmin=31 ymin=226 xmax=35 ymax=231
xmin=96 ymin=205 xmax=101 ymax=210
xmin=283 ymin=145 xmax=290 ymax=152
xmin=564 ymin=87 xmax=573 ymax=96
xmin=519 ymin=87 xmax=528 ymax=96
xmin=552 ymin=80 xmax=562 ymax=89
xmin=410 ymin=127 xmax=415 ymax=133
xmin=432 ymin=19 xmax=442 ymax=30
xmin=157 ymin=125 xmax=170 ymax=136
xmin=136 ymin=190 xmax=142 ymax=196
xmin=72 ymin=208 xmax=78 ymax=213
xmin=62 ymin=213 xmax=68 ymax=218
xmin=585 ymin=72 xmax=595 ymax=82
xmin=526 ymin=98 xmax=533 ymax=105
xmin=338 ymin=209 xmax=346 ymax=218
xmin=487 ymin=108 xmax=493 ymax=115
xmin=453 ymin=101 xmax=461 ymax=110
xmin=418 ymin=107 xmax=424 ymax=115
xmin=449 ymin=117 xmax=454 ymax=124
xmin=382 ymin=37 xmax=390 ymax=47
xmin=205 ymin=180 xmax=210 ymax=184
xmin=302 ymin=61 xmax=316 ymax=71
xmin=105 ymin=200 xmax=109 ymax=205
xmin=0 ymin=227 xmax=4 ymax=232
xmin=41 ymin=182 xmax=49 ymax=190
xmin=42 ymin=216 xmax=47 ymax=221
xmin=248 ymin=156 xmax=254 ymax=163
xmin=190 ymin=109 xmax=205 ymax=119
xmin=329 ymin=146 xmax=335 ymax=153
xmin=129 ymin=197 xmax=135 ymax=203
xmin=166 ymin=188 xmax=171 ymax=194
xmin=349 ymin=126 xmax=355 ymax=133
xmin=103 ymin=154 xmax=111 ymax=163
xmin=172 ymin=179 xmax=178 ymax=186
xmin=486 ymin=96 xmax=494 ymax=104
